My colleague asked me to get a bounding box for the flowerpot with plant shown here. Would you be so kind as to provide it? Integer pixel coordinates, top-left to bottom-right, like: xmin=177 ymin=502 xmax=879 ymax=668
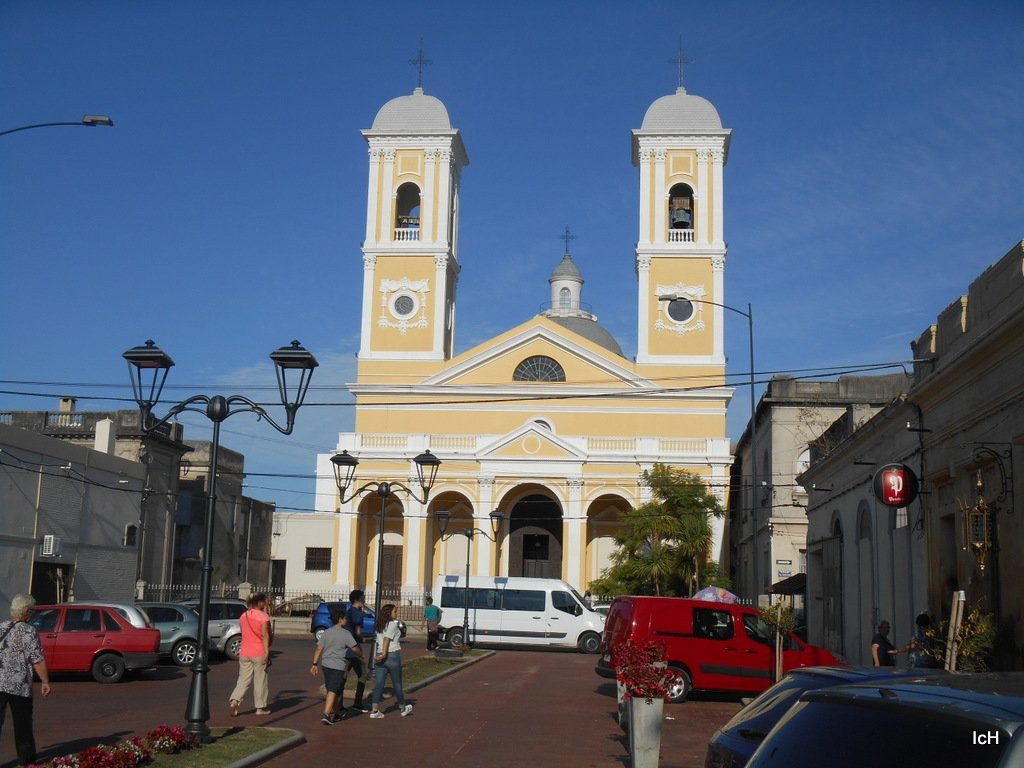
xmin=614 ymin=638 xmax=680 ymax=768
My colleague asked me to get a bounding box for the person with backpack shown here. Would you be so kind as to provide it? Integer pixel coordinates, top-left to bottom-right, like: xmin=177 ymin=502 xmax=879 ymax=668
xmin=342 ymin=590 xmax=370 ymax=713
xmin=369 ymin=604 xmax=413 ymax=719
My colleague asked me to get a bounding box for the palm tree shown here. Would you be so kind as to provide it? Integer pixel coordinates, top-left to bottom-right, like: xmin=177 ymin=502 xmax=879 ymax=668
xmin=591 ymin=464 xmax=723 ymax=597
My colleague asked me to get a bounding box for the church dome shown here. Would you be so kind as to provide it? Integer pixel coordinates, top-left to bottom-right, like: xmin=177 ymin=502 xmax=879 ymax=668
xmin=640 ymin=87 xmax=722 ymax=131
xmin=371 ymin=87 xmax=452 ymax=132
xmin=549 ymin=253 xmax=583 ymax=283
xmin=549 ymin=316 xmax=625 ymax=358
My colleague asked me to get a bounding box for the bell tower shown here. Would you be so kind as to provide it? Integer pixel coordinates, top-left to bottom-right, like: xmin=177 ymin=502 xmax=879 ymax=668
xmin=632 ymin=82 xmax=730 ymax=366
xmin=358 ymin=87 xmax=469 ymax=363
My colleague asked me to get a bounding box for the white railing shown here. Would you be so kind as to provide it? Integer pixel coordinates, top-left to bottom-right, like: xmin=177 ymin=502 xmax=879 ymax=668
xmin=344 ymin=433 xmax=723 ymax=458
xmin=668 ymin=229 xmax=695 ymax=243
xmin=394 ymin=227 xmax=420 ymax=242
xmin=430 ymin=435 xmax=479 ymax=452
xmin=589 ymin=438 xmax=636 ymax=452
xmin=658 ymin=438 xmax=709 ymax=454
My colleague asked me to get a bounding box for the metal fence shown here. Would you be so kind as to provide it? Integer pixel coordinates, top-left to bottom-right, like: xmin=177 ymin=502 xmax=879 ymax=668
xmin=139 ymin=583 xmax=430 ymax=621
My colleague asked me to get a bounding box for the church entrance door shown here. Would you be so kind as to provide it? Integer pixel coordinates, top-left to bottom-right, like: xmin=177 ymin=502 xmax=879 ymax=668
xmin=508 ymin=494 xmax=562 ymax=579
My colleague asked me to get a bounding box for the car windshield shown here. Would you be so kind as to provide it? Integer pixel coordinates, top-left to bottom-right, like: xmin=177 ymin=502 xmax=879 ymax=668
xmin=720 ymin=673 xmax=836 ymax=739
xmin=749 ymin=699 xmax=1011 ymax=767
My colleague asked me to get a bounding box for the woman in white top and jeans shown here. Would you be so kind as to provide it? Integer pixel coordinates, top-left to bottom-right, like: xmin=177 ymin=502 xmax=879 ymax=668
xmin=370 ymin=604 xmax=412 ymax=719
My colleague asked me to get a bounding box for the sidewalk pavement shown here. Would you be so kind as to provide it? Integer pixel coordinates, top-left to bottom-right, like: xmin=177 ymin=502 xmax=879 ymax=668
xmin=257 ymin=647 xmax=740 ymax=768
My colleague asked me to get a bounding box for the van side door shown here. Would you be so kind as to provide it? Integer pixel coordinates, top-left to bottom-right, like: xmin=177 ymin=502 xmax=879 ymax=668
xmin=498 ymin=588 xmax=548 ymax=645
xmin=691 ymin=606 xmax=771 ymax=693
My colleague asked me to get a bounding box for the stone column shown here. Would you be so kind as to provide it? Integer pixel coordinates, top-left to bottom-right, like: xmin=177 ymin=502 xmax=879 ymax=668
xmin=697 ymin=148 xmax=710 ymax=244
xmin=564 ymin=477 xmax=585 ymax=587
xmin=637 ymin=149 xmax=652 ymax=246
xmin=423 ymin=148 xmax=437 ymax=244
xmin=653 ymin=150 xmax=667 ymax=242
xmin=711 ymin=149 xmax=725 ymax=246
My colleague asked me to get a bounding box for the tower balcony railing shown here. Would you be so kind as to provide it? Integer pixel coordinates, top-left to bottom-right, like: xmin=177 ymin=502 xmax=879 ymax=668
xmin=668 ymin=228 xmax=695 ymax=243
xmin=393 ymin=227 xmax=420 ymax=242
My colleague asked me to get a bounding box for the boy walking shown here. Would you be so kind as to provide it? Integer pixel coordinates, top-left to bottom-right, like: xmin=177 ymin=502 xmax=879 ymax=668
xmin=311 ymin=608 xmax=364 ymax=724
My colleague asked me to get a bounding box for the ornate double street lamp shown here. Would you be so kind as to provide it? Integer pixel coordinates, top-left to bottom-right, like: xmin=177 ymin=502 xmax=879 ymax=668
xmin=329 ymin=448 xmax=442 ymax=647
xmin=123 ymin=339 xmax=319 ymax=742
xmin=659 ymin=294 xmax=758 ymax=591
xmin=436 ymin=509 xmax=503 ymax=648
xmin=1 ymin=114 xmax=114 ymax=137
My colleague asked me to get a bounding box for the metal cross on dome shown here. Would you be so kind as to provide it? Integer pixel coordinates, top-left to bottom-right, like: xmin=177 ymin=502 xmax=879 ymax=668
xmin=560 ymin=225 xmax=576 ymax=255
xmin=669 ymin=36 xmax=692 ymax=89
xmin=409 ymin=40 xmax=432 ymax=89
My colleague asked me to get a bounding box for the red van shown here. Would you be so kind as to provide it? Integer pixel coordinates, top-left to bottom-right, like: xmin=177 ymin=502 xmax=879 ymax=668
xmin=595 ymin=596 xmax=841 ymax=702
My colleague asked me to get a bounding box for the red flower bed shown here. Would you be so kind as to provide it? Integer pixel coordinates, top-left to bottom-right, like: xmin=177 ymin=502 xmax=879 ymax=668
xmin=30 ymin=726 xmax=195 ymax=768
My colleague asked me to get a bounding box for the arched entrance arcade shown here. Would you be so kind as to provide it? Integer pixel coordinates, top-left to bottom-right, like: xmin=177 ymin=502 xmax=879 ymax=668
xmin=505 ymin=488 xmax=563 ymax=579
xmin=585 ymin=493 xmax=631 ymax=591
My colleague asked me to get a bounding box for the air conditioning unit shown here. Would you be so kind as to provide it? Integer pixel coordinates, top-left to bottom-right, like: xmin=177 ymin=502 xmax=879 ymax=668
xmin=40 ymin=535 xmax=62 ymax=558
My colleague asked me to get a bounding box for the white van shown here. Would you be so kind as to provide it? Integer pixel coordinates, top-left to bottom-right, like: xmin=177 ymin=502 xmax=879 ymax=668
xmin=432 ymin=575 xmax=605 ymax=653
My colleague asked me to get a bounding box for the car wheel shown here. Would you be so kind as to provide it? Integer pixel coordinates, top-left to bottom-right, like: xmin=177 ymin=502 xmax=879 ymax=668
xmin=314 ymin=628 xmax=326 ymax=642
xmin=447 ymin=626 xmax=465 ymax=648
xmin=665 ymin=664 xmax=692 ymax=703
xmin=172 ymin=639 xmax=199 ymax=666
xmin=92 ymin=653 xmax=127 ymax=684
xmin=578 ymin=632 xmax=602 ymax=654
xmin=225 ymin=635 xmax=242 ymax=660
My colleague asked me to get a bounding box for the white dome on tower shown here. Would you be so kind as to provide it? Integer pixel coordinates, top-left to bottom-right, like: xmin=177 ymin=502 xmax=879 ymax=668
xmin=640 ymin=86 xmax=722 ymax=131
xmin=371 ymin=87 xmax=453 ymax=132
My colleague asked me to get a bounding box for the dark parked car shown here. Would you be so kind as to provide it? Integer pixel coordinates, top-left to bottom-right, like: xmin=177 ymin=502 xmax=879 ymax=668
xmin=29 ymin=603 xmax=160 ymax=683
xmin=706 ymin=666 xmax=946 ymax=768
xmin=136 ymin=601 xmax=201 ymax=666
xmin=746 ymin=673 xmax=1024 ymax=768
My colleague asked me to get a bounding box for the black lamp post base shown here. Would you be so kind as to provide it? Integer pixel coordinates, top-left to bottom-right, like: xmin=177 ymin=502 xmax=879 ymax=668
xmin=184 ymin=667 xmax=213 ymax=744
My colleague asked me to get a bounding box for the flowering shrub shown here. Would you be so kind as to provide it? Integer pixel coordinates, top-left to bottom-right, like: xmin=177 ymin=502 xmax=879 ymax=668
xmin=145 ymin=725 xmax=194 ymax=754
xmin=613 ymin=638 xmax=680 ymax=703
xmin=28 ymin=726 xmax=190 ymax=768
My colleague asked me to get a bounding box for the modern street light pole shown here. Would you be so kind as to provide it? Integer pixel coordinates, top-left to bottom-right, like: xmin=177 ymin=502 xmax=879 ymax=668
xmin=1 ymin=115 xmax=114 ymax=137
xmin=123 ymin=339 xmax=319 ymax=743
xmin=329 ymin=449 xmax=442 ymax=650
xmin=436 ymin=510 xmax=503 ymax=648
xmin=658 ymin=295 xmax=757 ymax=595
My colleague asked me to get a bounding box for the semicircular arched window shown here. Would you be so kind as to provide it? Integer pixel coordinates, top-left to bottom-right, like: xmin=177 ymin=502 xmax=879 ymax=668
xmin=513 ymin=355 xmax=566 ymax=382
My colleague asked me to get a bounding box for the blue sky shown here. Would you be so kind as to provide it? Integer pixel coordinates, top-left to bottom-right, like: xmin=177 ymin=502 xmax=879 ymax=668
xmin=3 ymin=1 xmax=1022 ymax=513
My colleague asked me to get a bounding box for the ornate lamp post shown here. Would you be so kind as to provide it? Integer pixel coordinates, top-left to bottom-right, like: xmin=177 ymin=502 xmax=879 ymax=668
xmin=329 ymin=449 xmax=442 ymax=645
xmin=1 ymin=115 xmax=113 ymax=137
xmin=658 ymin=295 xmax=757 ymax=593
xmin=123 ymin=338 xmax=318 ymax=742
xmin=436 ymin=509 xmax=503 ymax=648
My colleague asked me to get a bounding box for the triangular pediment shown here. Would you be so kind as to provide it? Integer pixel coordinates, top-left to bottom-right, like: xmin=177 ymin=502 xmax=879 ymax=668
xmin=421 ymin=316 xmax=650 ymax=389
xmin=479 ymin=423 xmax=587 ymax=460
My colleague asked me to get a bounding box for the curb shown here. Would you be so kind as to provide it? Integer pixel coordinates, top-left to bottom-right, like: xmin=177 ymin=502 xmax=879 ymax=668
xmin=222 ymin=728 xmax=306 ymax=768
xmin=406 ymin=649 xmax=496 ymax=693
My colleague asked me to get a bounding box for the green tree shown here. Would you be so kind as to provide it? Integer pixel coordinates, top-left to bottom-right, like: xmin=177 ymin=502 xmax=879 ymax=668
xmin=590 ymin=464 xmax=723 ymax=597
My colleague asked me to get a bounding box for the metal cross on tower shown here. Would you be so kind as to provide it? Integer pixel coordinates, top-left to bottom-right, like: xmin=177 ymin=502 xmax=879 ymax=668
xmin=409 ymin=41 xmax=432 ymax=89
xmin=560 ymin=225 xmax=576 ymax=255
xmin=669 ymin=36 xmax=691 ymax=89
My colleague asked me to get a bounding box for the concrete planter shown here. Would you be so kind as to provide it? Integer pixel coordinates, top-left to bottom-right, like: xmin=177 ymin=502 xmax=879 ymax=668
xmin=627 ymin=696 xmax=664 ymax=768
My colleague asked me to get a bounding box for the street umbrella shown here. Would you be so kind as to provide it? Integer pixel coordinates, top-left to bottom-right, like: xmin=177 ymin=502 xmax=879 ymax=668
xmin=692 ymin=586 xmax=739 ymax=603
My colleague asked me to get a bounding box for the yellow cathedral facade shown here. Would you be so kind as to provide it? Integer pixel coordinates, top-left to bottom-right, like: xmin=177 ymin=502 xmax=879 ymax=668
xmin=309 ymin=81 xmax=734 ymax=599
